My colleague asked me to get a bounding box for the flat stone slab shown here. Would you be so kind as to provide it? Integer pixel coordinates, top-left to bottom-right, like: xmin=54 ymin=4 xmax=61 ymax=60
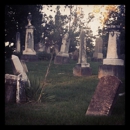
xmin=54 ymin=55 xmax=70 ymax=64
xmin=86 ymin=75 xmax=122 ymax=116
xmin=98 ymin=64 xmax=125 ymax=79
xmin=73 ymin=64 xmax=92 ymax=76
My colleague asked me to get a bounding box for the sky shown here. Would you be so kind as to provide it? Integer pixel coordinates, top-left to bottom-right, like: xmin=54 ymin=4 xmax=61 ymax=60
xmin=41 ymin=5 xmax=119 ymax=36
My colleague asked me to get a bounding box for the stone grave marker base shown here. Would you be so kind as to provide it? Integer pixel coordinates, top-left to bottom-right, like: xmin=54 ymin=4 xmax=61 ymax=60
xmin=5 ymin=74 xmax=27 ymax=104
xmin=73 ymin=64 xmax=92 ymax=76
xmin=86 ymin=75 xmax=122 ymax=116
xmin=5 ymin=74 xmax=17 ymax=103
xmin=54 ymin=55 xmax=70 ymax=64
xmin=98 ymin=65 xmax=125 ymax=79
xmin=103 ymin=58 xmax=124 ymax=65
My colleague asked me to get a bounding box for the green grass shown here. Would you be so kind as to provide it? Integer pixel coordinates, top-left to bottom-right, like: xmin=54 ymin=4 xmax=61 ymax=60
xmin=5 ymin=59 xmax=125 ymax=125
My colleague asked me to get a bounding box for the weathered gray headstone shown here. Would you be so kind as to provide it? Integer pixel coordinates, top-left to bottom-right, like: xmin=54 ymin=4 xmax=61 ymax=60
xmin=73 ymin=28 xmax=92 ymax=76
xmin=5 ymin=74 xmax=27 ymax=103
xmin=72 ymin=49 xmax=79 ymax=60
xmin=92 ymin=36 xmax=103 ymax=61
xmin=5 ymin=74 xmax=17 ymax=103
xmin=86 ymin=75 xmax=122 ymax=116
xmin=11 ymin=55 xmax=30 ymax=86
xmin=23 ymin=13 xmax=36 ymax=55
xmin=16 ymin=32 xmax=21 ymax=52
xmin=98 ymin=28 xmax=125 ymax=79
xmin=35 ymin=42 xmax=45 ymax=52
xmin=103 ymin=31 xmax=124 ymax=65
xmin=21 ymin=13 xmax=38 ymax=61
xmin=54 ymin=32 xmax=70 ymax=64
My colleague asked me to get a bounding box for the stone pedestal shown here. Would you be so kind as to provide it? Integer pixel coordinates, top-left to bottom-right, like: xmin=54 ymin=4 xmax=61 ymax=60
xmin=103 ymin=58 xmax=124 ymax=65
xmin=5 ymin=74 xmax=27 ymax=104
xmin=98 ymin=65 xmax=125 ymax=79
xmin=73 ymin=64 xmax=92 ymax=76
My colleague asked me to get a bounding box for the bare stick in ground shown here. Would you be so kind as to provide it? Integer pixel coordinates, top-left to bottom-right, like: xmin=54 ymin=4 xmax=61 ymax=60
xmin=37 ymin=52 xmax=54 ymax=103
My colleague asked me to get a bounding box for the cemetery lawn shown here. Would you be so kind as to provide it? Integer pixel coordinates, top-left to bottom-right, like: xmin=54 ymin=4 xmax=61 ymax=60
xmin=5 ymin=59 xmax=125 ymax=125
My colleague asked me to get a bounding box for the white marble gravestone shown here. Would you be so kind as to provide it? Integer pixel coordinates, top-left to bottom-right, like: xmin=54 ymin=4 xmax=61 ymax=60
xmin=57 ymin=32 xmax=70 ymax=57
xmin=77 ymin=28 xmax=90 ymax=67
xmin=16 ymin=32 xmax=21 ymax=52
xmin=23 ymin=13 xmax=36 ymax=55
xmin=93 ymin=36 xmax=103 ymax=59
xmin=73 ymin=28 xmax=92 ymax=76
xmin=11 ymin=55 xmax=30 ymax=86
xmin=103 ymin=31 xmax=124 ymax=65
xmin=98 ymin=27 xmax=125 ymax=79
xmin=54 ymin=32 xmax=70 ymax=64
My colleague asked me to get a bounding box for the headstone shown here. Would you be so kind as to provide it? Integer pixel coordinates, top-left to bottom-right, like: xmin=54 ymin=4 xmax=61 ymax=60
xmin=54 ymin=32 xmax=70 ymax=64
xmin=86 ymin=75 xmax=122 ymax=116
xmin=72 ymin=49 xmax=79 ymax=60
xmin=35 ymin=42 xmax=45 ymax=52
xmin=103 ymin=31 xmax=124 ymax=65
xmin=16 ymin=32 xmax=21 ymax=52
xmin=98 ymin=27 xmax=125 ymax=79
xmin=11 ymin=55 xmax=30 ymax=86
xmin=54 ymin=44 xmax=59 ymax=55
xmin=5 ymin=74 xmax=17 ymax=103
xmin=92 ymin=36 xmax=103 ymax=61
xmin=5 ymin=74 xmax=27 ymax=103
xmin=21 ymin=13 xmax=38 ymax=61
xmin=73 ymin=28 xmax=92 ymax=76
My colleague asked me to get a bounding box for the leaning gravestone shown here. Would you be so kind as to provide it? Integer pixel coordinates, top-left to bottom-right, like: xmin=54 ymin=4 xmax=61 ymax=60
xmin=6 ymin=54 xmax=30 ymax=103
xmin=73 ymin=27 xmax=92 ymax=76
xmin=21 ymin=12 xmax=38 ymax=61
xmin=54 ymin=32 xmax=70 ymax=64
xmin=92 ymin=36 xmax=103 ymax=61
xmin=86 ymin=75 xmax=122 ymax=116
xmin=98 ymin=25 xmax=125 ymax=80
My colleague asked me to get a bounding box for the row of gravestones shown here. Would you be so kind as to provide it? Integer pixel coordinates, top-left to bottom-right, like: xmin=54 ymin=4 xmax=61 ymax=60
xmin=15 ymin=13 xmax=103 ymax=63
xmin=6 ymin=13 xmax=125 ymax=116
